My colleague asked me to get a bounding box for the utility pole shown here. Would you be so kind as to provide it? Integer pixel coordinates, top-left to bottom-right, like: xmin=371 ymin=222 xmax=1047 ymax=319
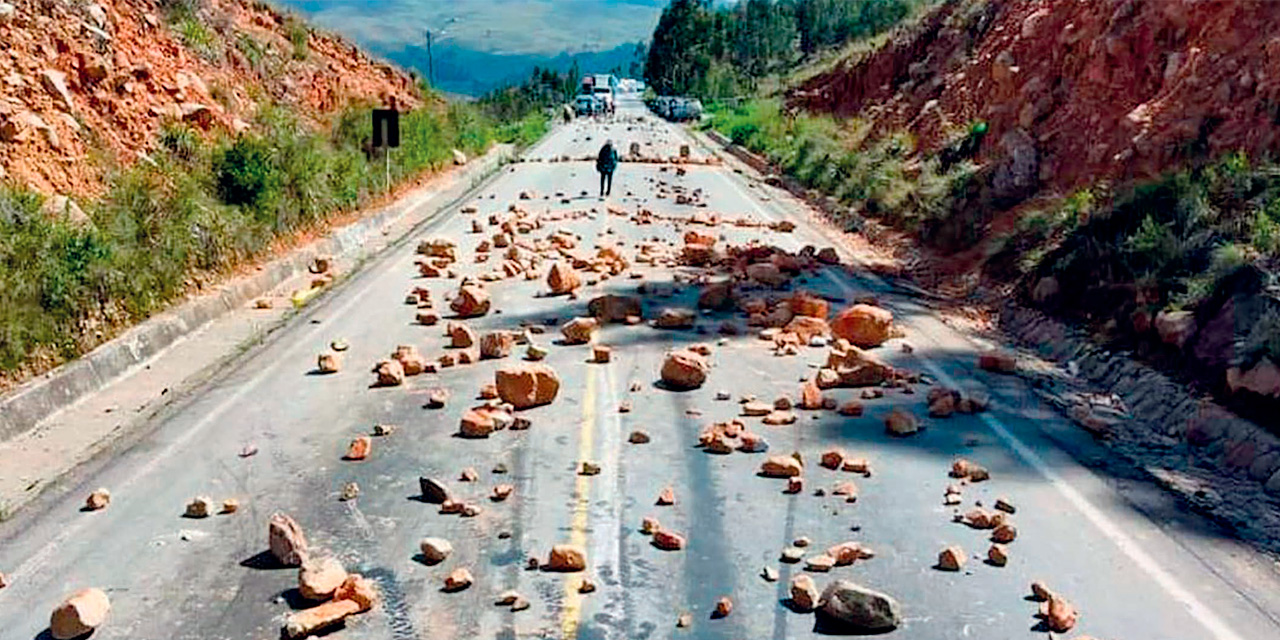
xmin=425 ymin=30 xmax=434 ymax=87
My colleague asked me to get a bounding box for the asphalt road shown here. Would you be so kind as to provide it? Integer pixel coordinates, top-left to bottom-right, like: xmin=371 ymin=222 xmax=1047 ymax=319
xmin=2 ymin=94 xmax=1279 ymax=640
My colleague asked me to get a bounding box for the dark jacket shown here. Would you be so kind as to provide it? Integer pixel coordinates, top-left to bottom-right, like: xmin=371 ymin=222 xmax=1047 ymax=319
xmin=596 ymin=143 xmax=619 ymax=174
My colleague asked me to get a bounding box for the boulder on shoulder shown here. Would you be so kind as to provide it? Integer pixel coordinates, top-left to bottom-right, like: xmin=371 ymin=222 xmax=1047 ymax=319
xmin=816 ymin=580 xmax=901 ymax=634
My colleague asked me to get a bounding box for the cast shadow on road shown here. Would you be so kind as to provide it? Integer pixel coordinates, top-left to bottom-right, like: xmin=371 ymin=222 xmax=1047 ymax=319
xmin=240 ymin=549 xmax=291 ymax=571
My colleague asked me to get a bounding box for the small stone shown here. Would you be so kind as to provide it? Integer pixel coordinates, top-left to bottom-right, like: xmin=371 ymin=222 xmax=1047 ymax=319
xmin=790 ymin=574 xmax=820 ymax=611
xmin=780 ymin=547 xmax=805 ymax=563
xmin=579 ymin=461 xmax=601 ymax=476
xmin=491 ymin=484 xmax=514 ymax=501
xmin=317 ymin=352 xmax=341 ymax=373
xmin=712 ymin=596 xmax=733 ymax=618
xmin=444 ymin=568 xmax=474 ymax=592
xmin=578 ymin=577 xmax=597 ymax=593
xmin=340 ymin=482 xmax=360 ymax=501
xmin=628 ymin=429 xmax=649 ymax=443
xmin=991 ymin=523 xmax=1017 ymax=543
xmin=987 ymin=544 xmax=1009 ymax=566
xmin=460 ymin=467 xmax=479 ymax=482
xmin=1030 ymin=581 xmax=1054 ymax=601
xmin=805 ymin=554 xmax=836 ymax=572
xmin=656 ymin=486 xmax=676 ymax=505
xmin=1042 ymin=594 xmax=1079 ymax=632
xmin=420 ymin=477 xmax=451 ymax=504
xmin=785 ymin=477 xmax=804 ymax=494
xmin=820 ymin=449 xmax=845 ymax=470
xmin=495 ymin=590 xmax=520 ymax=606
xmin=838 ymin=401 xmax=864 ymax=416
xmin=884 ymin=408 xmax=920 ymax=436
xmin=344 ymin=436 xmax=371 ymax=460
xmin=715 ymin=390 xmax=731 ymax=401
xmin=653 ymin=529 xmax=686 ymax=550
xmin=761 ymin=566 xmax=779 ymax=582
xmin=763 ymin=410 xmax=797 ymax=425
xmin=677 ymin=612 xmax=693 ymax=628
xmin=641 ymin=516 xmax=662 ymax=534
xmin=994 ymin=497 xmax=1016 ymax=514
xmin=619 ymin=400 xmax=633 ymax=413
xmin=372 ymin=423 xmax=397 ymax=436
xmin=937 ymin=545 xmax=966 ymax=571
xmin=419 ymin=538 xmax=453 ymax=564
xmin=511 ymin=595 xmax=531 ymax=611
xmin=741 ymin=400 xmax=772 ymax=416
xmin=761 ymin=455 xmax=803 ymax=477
xmin=183 ymin=496 xmax=213 ymax=518
xmin=592 ymin=345 xmax=613 ymax=363
xmin=85 ymin=488 xmax=111 ymax=511
xmin=221 ymin=498 xmax=240 ymax=514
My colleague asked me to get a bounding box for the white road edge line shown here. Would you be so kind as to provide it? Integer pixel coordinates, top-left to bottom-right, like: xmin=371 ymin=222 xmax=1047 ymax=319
xmin=11 ymin=180 xmax=455 ymax=583
xmin=818 ymin=271 xmax=1247 ymax=640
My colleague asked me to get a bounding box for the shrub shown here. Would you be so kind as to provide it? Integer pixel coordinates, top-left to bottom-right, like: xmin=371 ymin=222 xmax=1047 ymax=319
xmin=215 ymin=136 xmax=278 ymax=211
xmin=286 ymin=18 xmax=309 ymax=61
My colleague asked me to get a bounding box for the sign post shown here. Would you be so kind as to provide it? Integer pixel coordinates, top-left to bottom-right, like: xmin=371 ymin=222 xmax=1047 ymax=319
xmin=372 ymin=104 xmax=401 ymax=192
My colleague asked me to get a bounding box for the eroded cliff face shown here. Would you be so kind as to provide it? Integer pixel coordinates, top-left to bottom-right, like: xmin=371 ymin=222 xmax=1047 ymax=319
xmin=792 ymin=0 xmax=1280 ymax=201
xmin=0 ymin=0 xmax=420 ymax=197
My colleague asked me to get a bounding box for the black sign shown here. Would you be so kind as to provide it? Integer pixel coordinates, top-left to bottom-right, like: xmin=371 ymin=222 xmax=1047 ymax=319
xmin=372 ymin=109 xmax=400 ymax=148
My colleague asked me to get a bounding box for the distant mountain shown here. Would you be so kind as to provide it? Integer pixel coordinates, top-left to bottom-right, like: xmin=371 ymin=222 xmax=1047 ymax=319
xmin=275 ymin=0 xmax=665 ymax=94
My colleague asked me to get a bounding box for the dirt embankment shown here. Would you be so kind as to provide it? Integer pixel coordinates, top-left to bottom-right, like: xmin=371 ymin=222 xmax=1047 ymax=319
xmin=789 ymin=0 xmax=1280 ymax=418
xmin=792 ymin=0 xmax=1280 ymax=202
xmin=0 ymin=0 xmax=420 ymax=199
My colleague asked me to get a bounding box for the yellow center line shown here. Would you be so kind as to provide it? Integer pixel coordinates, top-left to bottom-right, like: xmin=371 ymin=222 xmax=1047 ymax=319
xmin=561 ymin=368 xmax=597 ymax=639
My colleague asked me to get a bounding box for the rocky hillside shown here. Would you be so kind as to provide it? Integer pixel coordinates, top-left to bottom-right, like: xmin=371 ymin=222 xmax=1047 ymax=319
xmin=791 ymin=0 xmax=1280 ymax=200
xmin=785 ymin=0 xmax=1280 ymax=417
xmin=0 ymin=0 xmax=419 ymax=199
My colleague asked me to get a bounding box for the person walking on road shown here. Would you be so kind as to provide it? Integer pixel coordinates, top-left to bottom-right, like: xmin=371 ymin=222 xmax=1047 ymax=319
xmin=596 ymin=140 xmax=619 ymax=198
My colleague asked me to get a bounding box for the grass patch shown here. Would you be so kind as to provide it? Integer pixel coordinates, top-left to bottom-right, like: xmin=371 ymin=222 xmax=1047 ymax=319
xmin=0 ymin=95 xmax=538 ymax=376
xmin=705 ymin=99 xmax=974 ymax=237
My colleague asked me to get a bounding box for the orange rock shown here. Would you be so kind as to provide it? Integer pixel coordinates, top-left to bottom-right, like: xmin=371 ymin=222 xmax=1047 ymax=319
xmin=269 ymin=513 xmax=309 ymax=566
xmin=761 ymin=455 xmax=804 ymax=477
xmin=656 ymin=486 xmax=676 ymax=505
xmin=317 ymin=352 xmax=341 ymax=373
xmin=713 ymin=596 xmax=733 ymax=618
xmin=799 ymin=380 xmax=824 ymax=409
xmin=820 ymin=449 xmax=846 ymax=470
xmin=978 ymin=350 xmax=1017 ymax=374
xmin=660 ymin=349 xmax=710 ymax=389
xmin=789 ymin=292 xmax=830 ymax=319
xmin=298 ymin=556 xmax=348 ymax=601
xmin=831 ymin=304 xmax=894 ymax=348
xmin=838 ymin=401 xmax=864 ymax=416
xmin=480 ymin=331 xmax=515 ymax=359
xmin=833 ymin=480 xmax=858 ymax=501
xmin=450 ymin=284 xmax=491 ymax=318
xmin=444 ymin=567 xmax=474 ymax=592
xmin=372 ymin=359 xmax=405 ymax=387
xmin=561 ymin=317 xmax=599 ymax=345
xmin=784 ymin=315 xmax=831 ymax=343
xmin=344 ymin=437 xmax=371 ymax=460
xmin=652 ymin=529 xmax=686 ymax=551
xmin=50 ymin=588 xmax=110 ymax=640
xmin=588 ymin=294 xmax=643 ymax=322
xmin=283 ymin=598 xmax=361 ymax=638
xmin=547 ymin=544 xmax=587 ymax=572
xmin=449 ymin=322 xmax=477 ymax=348
xmin=547 ymin=261 xmax=581 ymax=294
xmin=495 ymin=363 xmax=561 ymax=409
xmin=884 ymin=408 xmax=920 ymax=436
xmin=84 ymin=488 xmax=111 ymax=511
xmin=937 ymin=545 xmax=966 ymax=571
xmin=459 ymin=409 xmax=496 ymax=438
xmin=1042 ymin=595 xmax=1079 ymax=632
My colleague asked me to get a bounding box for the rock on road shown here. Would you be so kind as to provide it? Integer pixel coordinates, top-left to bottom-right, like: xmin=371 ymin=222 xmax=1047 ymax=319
xmin=1 ymin=92 xmax=1279 ymax=640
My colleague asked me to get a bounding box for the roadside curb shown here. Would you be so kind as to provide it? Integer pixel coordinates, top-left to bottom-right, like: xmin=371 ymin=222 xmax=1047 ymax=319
xmin=0 ymin=146 xmax=511 ymax=444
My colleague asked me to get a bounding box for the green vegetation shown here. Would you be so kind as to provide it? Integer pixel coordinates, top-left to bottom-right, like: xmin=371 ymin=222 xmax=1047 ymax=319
xmin=1011 ymin=153 xmax=1280 ymax=360
xmin=285 ymin=17 xmax=310 ymax=61
xmin=705 ymin=100 xmax=975 ymax=237
xmin=646 ymin=0 xmax=929 ymax=98
xmin=0 ymin=94 xmax=524 ymax=374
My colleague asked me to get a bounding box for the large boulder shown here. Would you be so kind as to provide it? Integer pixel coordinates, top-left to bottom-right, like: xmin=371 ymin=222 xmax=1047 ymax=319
xmin=660 ymin=349 xmax=710 ymax=389
xmin=495 ymin=363 xmax=561 ymax=409
xmin=655 ymin=307 xmax=697 ymax=329
xmin=546 ymin=544 xmax=587 ymax=572
xmin=1227 ymin=358 xmax=1280 ymax=399
xmin=450 ymin=284 xmax=490 ymax=318
xmin=50 ymin=588 xmax=110 ymax=640
xmin=268 ymin=513 xmax=309 ymax=566
xmin=479 ymin=331 xmax=515 ymax=359
xmin=1155 ymin=310 xmax=1196 ymax=348
xmin=824 ymin=343 xmax=893 ymax=387
xmin=789 ymin=292 xmax=829 ymax=319
xmin=298 ymin=557 xmax=348 ymax=601
xmin=831 ymin=304 xmax=893 ymax=348
xmin=588 ymin=294 xmax=642 ymax=323
xmin=546 ymin=262 xmax=581 ymax=294
xmin=816 ymin=580 xmax=901 ymax=633
xmin=561 ymin=317 xmax=599 ymax=345
xmin=785 ymin=316 xmax=830 ymax=343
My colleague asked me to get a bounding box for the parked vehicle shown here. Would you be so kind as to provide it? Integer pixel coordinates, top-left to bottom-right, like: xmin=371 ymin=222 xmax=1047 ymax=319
xmin=575 ymin=94 xmax=601 ymax=116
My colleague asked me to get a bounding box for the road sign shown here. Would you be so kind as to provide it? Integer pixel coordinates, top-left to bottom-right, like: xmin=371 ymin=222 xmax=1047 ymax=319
xmin=372 ymin=108 xmax=400 ymax=149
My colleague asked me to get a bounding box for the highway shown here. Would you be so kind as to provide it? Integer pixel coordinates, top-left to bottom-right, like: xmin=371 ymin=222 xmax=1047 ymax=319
xmin=1 ymin=93 xmax=1279 ymax=640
